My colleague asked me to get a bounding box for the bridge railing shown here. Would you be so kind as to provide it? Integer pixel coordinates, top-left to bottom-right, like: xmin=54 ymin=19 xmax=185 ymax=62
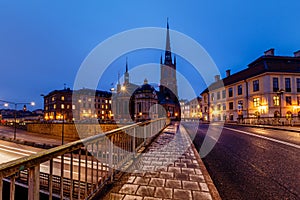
xmin=0 ymin=118 xmax=168 ymax=200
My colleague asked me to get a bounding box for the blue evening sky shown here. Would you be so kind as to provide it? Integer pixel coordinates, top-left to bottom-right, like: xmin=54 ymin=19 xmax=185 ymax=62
xmin=1 ymin=0 xmax=300 ymax=109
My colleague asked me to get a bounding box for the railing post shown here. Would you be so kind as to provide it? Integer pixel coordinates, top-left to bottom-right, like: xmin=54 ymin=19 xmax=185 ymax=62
xmin=144 ymin=125 xmax=147 ymax=144
xmin=109 ymin=135 xmax=114 ymax=182
xmin=132 ymin=127 xmax=136 ymax=158
xmin=0 ymin=177 xmax=2 ymax=200
xmin=28 ymin=165 xmax=40 ymax=200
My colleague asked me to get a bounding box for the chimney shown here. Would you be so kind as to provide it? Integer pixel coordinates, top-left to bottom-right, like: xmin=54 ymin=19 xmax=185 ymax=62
xmin=264 ymin=48 xmax=275 ymax=56
xmin=226 ymin=70 xmax=231 ymax=77
xmin=294 ymin=50 xmax=300 ymax=57
xmin=214 ymin=75 xmax=220 ymax=82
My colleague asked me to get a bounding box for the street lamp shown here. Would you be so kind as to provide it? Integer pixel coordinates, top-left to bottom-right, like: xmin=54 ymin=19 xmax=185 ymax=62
xmin=277 ymin=89 xmax=284 ymax=117
xmin=0 ymin=100 xmax=35 ymax=140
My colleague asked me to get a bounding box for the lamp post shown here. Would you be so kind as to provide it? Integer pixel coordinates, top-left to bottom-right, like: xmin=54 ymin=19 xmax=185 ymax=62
xmin=277 ymin=89 xmax=284 ymax=118
xmin=0 ymin=100 xmax=35 ymax=140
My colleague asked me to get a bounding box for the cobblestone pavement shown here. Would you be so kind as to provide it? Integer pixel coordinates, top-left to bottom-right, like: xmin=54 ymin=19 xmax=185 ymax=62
xmin=102 ymin=123 xmax=220 ymax=200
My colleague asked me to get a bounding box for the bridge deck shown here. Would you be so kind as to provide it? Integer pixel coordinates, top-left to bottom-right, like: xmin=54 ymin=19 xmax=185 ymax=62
xmin=101 ymin=123 xmax=220 ymax=200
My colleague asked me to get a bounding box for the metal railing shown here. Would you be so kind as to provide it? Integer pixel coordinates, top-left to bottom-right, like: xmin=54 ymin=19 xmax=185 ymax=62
xmin=0 ymin=118 xmax=168 ymax=200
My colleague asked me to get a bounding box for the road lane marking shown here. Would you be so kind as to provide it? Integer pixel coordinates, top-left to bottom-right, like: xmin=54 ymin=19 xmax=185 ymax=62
xmin=0 ymin=144 xmax=38 ymax=154
xmin=224 ymin=127 xmax=300 ymax=149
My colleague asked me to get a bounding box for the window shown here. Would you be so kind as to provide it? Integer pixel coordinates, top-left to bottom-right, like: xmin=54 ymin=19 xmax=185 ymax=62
xmin=204 ymin=106 xmax=208 ymax=113
xmin=204 ymin=95 xmax=207 ymax=103
xmin=297 ymin=96 xmax=300 ymax=105
xmin=211 ymin=93 xmax=215 ymax=101
xmin=238 ymin=100 xmax=243 ymax=110
xmin=61 ymin=96 xmax=65 ymax=101
xmin=61 ymin=104 xmax=65 ymax=109
xmin=253 ymin=98 xmax=260 ymax=107
xmin=217 ymin=92 xmax=220 ymax=100
xmin=273 ymin=96 xmax=279 ymax=106
xmin=228 ymin=88 xmax=233 ymax=97
xmin=286 ymin=96 xmax=292 ymax=106
xmin=223 ymin=104 xmax=226 ymax=110
xmin=237 ymin=85 xmax=243 ymax=95
xmin=217 ymin=104 xmax=221 ymax=111
xmin=53 ymin=104 xmax=56 ymax=109
xmin=222 ymin=90 xmax=226 ymax=99
xmin=253 ymin=80 xmax=259 ymax=92
xmin=72 ymin=105 xmax=76 ymax=110
xmin=52 ymin=97 xmax=55 ymax=102
xmin=285 ymin=78 xmax=291 ymax=92
xmin=229 ymin=102 xmax=234 ymax=110
xmin=273 ymin=77 xmax=279 ymax=92
xmin=297 ymin=78 xmax=300 ymax=92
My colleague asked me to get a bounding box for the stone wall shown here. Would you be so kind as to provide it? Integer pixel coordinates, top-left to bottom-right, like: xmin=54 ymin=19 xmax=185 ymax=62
xmin=27 ymin=123 xmax=122 ymax=140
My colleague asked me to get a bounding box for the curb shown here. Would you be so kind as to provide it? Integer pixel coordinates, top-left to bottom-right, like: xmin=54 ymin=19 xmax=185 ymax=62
xmin=180 ymin=125 xmax=222 ymax=200
xmin=225 ymin=123 xmax=300 ymax=133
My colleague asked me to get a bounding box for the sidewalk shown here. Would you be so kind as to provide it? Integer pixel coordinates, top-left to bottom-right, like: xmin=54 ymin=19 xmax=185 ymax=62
xmin=102 ymin=123 xmax=221 ymax=200
xmin=0 ymin=125 xmax=75 ymax=148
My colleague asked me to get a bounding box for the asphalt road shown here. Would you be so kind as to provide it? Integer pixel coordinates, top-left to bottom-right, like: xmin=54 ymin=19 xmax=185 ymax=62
xmin=183 ymin=122 xmax=300 ymax=200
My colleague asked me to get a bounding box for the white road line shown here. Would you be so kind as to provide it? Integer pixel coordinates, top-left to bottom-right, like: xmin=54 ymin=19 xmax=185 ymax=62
xmin=224 ymin=127 xmax=300 ymax=149
xmin=0 ymin=144 xmax=38 ymax=154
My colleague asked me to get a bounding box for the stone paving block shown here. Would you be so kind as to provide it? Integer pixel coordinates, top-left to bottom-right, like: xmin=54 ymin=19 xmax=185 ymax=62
xmin=123 ymin=194 xmax=143 ymax=200
xmin=127 ymin=176 xmax=136 ymax=183
xmin=194 ymin=169 xmax=202 ymax=175
xmin=160 ymin=171 xmax=174 ymax=179
xmin=173 ymin=189 xmax=192 ymax=200
xmin=133 ymin=177 xmax=150 ymax=185
xmin=143 ymin=197 xmax=162 ymax=200
xmin=119 ymin=184 xmax=139 ymax=194
xmin=145 ymin=172 xmax=160 ymax=178
xmin=151 ymin=161 xmax=163 ymax=166
xmin=149 ymin=178 xmax=165 ymax=187
xmin=181 ymin=159 xmax=192 ymax=164
xmin=110 ymin=193 xmax=124 ymax=200
xmin=189 ymin=174 xmax=205 ymax=182
xmin=168 ymin=166 xmax=181 ymax=173
xmin=187 ymin=163 xmax=199 ymax=168
xmin=154 ymin=187 xmax=173 ymax=199
xmin=182 ymin=181 xmax=200 ymax=191
xmin=143 ymin=166 xmax=155 ymax=171
xmin=200 ymin=182 xmax=210 ymax=192
xmin=166 ymin=180 xmax=182 ymax=189
xmin=136 ymin=186 xmax=155 ymax=196
xmin=192 ymin=191 xmax=212 ymax=200
xmin=174 ymin=162 xmax=187 ymax=168
xmin=181 ymin=168 xmax=195 ymax=174
xmin=174 ymin=173 xmax=189 ymax=181
xmin=155 ymin=166 xmax=167 ymax=172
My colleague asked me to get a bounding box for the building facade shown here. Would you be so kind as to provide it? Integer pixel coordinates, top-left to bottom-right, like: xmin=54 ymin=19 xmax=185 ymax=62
xmin=43 ymin=88 xmax=73 ymax=121
xmin=201 ymin=49 xmax=300 ymax=122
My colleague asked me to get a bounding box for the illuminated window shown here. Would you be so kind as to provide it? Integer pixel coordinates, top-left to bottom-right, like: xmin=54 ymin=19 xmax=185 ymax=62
xmin=72 ymin=105 xmax=76 ymax=110
xmin=102 ymin=105 xmax=104 ymax=109
xmin=78 ymin=99 xmax=82 ymax=103
xmin=88 ymin=98 xmax=91 ymax=102
xmin=53 ymin=104 xmax=56 ymax=109
xmin=253 ymin=98 xmax=260 ymax=107
xmin=273 ymin=96 xmax=279 ymax=106
xmin=102 ymin=111 xmax=104 ymax=114
xmin=67 ymin=105 xmax=70 ymax=109
xmin=105 ymin=100 xmax=108 ymax=103
xmin=105 ymin=105 xmax=108 ymax=109
xmin=45 ymin=106 xmax=48 ymax=111
xmin=61 ymin=104 xmax=65 ymax=109
xmin=61 ymin=96 xmax=65 ymax=101
xmin=52 ymin=97 xmax=55 ymax=102
xmin=109 ymin=100 xmax=112 ymax=104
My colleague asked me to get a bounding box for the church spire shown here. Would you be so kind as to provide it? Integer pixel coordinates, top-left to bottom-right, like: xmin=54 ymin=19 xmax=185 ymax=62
xmin=164 ymin=18 xmax=172 ymax=65
xmin=165 ymin=18 xmax=171 ymax=52
xmin=124 ymin=57 xmax=129 ymax=84
xmin=125 ymin=57 xmax=128 ymax=73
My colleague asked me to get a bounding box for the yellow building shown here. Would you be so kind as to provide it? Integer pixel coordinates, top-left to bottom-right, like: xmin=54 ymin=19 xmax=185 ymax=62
xmin=201 ymin=49 xmax=300 ymax=122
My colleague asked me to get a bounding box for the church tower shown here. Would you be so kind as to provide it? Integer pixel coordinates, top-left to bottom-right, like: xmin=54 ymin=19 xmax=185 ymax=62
xmin=160 ymin=19 xmax=178 ymax=97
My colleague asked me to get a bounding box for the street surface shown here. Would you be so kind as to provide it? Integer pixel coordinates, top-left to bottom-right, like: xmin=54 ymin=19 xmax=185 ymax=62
xmin=183 ymin=122 xmax=300 ymax=200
